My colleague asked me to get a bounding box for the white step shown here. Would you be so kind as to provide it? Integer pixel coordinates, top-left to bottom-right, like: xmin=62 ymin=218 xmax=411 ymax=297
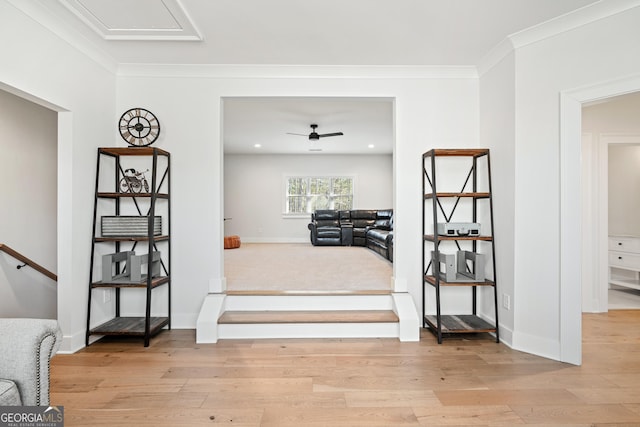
xmin=196 ymin=293 xmax=420 ymax=342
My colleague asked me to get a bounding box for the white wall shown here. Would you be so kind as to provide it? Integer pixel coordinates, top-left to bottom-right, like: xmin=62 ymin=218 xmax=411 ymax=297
xmin=224 ymin=153 xmax=392 ymax=242
xmin=0 ymin=2 xmax=117 ymax=352
xmin=11 ymin=0 xmax=640 ymax=360
xmin=508 ymin=6 xmax=640 ymax=361
xmin=607 ymin=145 xmax=640 ymax=236
xmin=0 ymin=89 xmax=57 ymax=318
xmin=583 ymin=92 xmax=640 ymax=236
xmin=479 ymin=52 xmax=516 ymax=345
xmin=115 ymin=69 xmax=479 ymax=320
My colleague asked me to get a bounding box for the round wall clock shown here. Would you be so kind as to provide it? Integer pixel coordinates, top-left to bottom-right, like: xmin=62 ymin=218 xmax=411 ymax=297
xmin=118 ymin=108 xmax=160 ymax=147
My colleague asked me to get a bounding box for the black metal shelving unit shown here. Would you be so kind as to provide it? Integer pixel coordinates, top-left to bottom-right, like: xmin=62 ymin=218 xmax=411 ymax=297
xmin=86 ymin=147 xmax=171 ymax=347
xmin=422 ymin=148 xmax=499 ymax=344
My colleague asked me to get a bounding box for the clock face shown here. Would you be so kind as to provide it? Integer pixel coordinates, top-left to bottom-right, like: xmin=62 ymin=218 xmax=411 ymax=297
xmin=119 ymin=108 xmax=160 ymax=147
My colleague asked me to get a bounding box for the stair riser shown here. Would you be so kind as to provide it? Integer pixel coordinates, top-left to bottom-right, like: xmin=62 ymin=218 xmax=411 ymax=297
xmin=218 ymin=322 xmax=400 ymax=340
xmin=224 ymin=295 xmax=394 ymax=311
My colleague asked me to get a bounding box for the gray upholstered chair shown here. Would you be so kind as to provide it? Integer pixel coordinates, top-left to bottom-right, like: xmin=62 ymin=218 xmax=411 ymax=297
xmin=0 ymin=318 xmax=62 ymax=406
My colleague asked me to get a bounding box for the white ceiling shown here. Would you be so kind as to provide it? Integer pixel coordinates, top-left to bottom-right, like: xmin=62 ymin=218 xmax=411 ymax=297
xmin=48 ymin=0 xmax=600 ymax=66
xmin=26 ymin=0 xmax=606 ymax=154
xmin=223 ymin=97 xmax=394 ymax=155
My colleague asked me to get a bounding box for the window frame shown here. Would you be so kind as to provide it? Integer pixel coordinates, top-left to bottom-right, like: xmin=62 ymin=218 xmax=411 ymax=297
xmin=282 ymin=175 xmax=355 ymax=218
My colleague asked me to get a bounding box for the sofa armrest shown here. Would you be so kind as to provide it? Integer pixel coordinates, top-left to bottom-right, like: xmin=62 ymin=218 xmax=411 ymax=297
xmin=0 ymin=319 xmax=62 ymax=406
xmin=308 ymin=222 xmax=318 ymax=245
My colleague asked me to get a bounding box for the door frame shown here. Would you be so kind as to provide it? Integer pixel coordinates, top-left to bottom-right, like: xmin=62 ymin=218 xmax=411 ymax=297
xmin=560 ymin=73 xmax=640 ymax=365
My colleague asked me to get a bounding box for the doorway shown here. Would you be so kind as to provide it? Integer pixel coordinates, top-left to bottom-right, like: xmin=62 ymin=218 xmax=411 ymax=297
xmin=561 ymin=74 xmax=640 ymax=365
xmin=221 ymin=96 xmax=395 ymax=293
xmin=581 ymin=92 xmax=640 ymax=313
xmin=0 ymin=88 xmax=58 ymax=318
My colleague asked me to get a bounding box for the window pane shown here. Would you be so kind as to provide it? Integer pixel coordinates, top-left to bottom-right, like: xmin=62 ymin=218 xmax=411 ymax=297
xmin=310 ymin=195 xmax=330 ymax=211
xmin=332 ymin=177 xmax=352 ymax=195
xmin=310 ymin=178 xmax=329 ymax=195
xmin=288 ymin=196 xmax=308 ymax=213
xmin=288 ymin=178 xmax=307 ymax=196
xmin=333 ymin=196 xmax=353 ymax=211
xmin=286 ymin=176 xmax=353 ymax=214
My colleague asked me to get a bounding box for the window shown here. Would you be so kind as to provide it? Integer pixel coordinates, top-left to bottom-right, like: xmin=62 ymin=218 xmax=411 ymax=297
xmin=285 ymin=176 xmax=353 ymax=215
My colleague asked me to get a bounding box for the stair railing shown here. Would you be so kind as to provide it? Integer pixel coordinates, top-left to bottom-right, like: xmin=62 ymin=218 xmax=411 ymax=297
xmin=0 ymin=243 xmax=57 ymax=282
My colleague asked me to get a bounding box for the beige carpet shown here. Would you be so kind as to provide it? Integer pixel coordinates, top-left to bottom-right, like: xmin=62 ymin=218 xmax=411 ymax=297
xmin=224 ymin=243 xmax=392 ymax=293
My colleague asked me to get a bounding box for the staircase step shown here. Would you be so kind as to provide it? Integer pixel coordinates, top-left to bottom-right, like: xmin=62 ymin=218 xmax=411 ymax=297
xmin=225 ymin=290 xmax=391 ymax=296
xmin=218 ymin=310 xmax=399 ymax=324
xmin=196 ymin=293 xmax=420 ymax=343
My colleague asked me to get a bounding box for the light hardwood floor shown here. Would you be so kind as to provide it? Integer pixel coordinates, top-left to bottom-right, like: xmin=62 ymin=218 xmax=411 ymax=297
xmin=51 ymin=311 xmax=640 ymax=426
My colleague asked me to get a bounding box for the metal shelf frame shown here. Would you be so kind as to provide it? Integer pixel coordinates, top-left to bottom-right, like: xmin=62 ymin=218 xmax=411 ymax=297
xmin=86 ymin=147 xmax=171 ymax=347
xmin=422 ymin=148 xmax=499 ymax=344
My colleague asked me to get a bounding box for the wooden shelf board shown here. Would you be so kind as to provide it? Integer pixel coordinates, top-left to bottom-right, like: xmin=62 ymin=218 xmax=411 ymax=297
xmin=424 ymin=275 xmax=495 ymax=287
xmin=424 ymin=234 xmax=493 ymax=241
xmin=424 ymin=314 xmax=496 ymax=334
xmin=95 ymin=235 xmax=169 ymax=243
xmin=218 ymin=310 xmax=399 ymax=324
xmin=92 ymin=276 xmax=170 ymax=288
xmin=89 ymin=316 xmax=169 ymax=336
xmin=424 ymin=192 xmax=490 ymax=199
xmin=99 ymin=147 xmax=170 ymax=157
xmin=423 ymin=149 xmax=489 ymax=158
xmin=97 ymin=192 xmax=169 ymax=199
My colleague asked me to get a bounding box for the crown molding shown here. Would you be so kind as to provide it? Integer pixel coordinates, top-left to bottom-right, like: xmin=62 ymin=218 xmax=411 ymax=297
xmin=478 ymin=0 xmax=640 ymax=76
xmin=476 ymin=38 xmax=515 ymax=77
xmin=509 ymin=0 xmax=640 ymax=50
xmin=11 ymin=0 xmax=640 ymax=81
xmin=116 ymin=64 xmax=478 ymax=79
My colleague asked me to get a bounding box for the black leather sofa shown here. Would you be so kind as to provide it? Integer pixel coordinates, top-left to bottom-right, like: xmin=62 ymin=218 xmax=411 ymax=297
xmin=365 ymin=209 xmax=393 ymax=260
xmin=308 ymin=209 xmax=393 ymax=261
xmin=307 ymin=210 xmax=343 ymax=246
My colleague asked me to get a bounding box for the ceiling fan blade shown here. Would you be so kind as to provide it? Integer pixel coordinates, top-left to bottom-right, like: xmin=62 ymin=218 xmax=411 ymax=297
xmin=317 ymin=132 xmax=344 ymax=138
xmin=286 ymin=133 xmax=308 ymax=136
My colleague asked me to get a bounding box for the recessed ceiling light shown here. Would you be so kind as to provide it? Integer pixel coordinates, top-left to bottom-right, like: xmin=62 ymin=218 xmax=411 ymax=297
xmin=254 ymin=144 xmax=261 ymax=148
xmin=368 ymin=144 xmax=375 ymax=149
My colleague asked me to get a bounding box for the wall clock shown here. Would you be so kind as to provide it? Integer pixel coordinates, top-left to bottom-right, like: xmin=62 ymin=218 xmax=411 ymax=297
xmin=118 ymin=108 xmax=160 ymax=147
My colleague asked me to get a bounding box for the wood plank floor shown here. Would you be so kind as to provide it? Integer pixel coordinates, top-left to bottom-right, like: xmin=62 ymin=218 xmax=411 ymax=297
xmin=51 ymin=310 xmax=640 ymax=426
xmin=218 ymin=310 xmax=399 ymax=324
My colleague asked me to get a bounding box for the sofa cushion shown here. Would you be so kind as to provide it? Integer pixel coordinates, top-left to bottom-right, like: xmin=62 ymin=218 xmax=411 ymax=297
xmin=377 ymin=209 xmax=393 ymax=219
xmin=316 ymin=219 xmax=340 ymax=228
xmin=367 ymin=228 xmax=392 ymax=244
xmin=317 ymin=227 xmax=341 ymax=239
xmin=314 ymin=210 xmax=339 ymax=220
xmin=374 ymin=219 xmax=392 ymax=230
xmin=350 ymin=210 xmax=377 ymax=220
xmin=0 ymin=379 xmax=22 ymax=406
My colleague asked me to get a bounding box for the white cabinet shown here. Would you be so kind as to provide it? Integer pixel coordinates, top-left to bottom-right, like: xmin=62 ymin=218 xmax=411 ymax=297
xmin=609 ymin=235 xmax=640 ymax=290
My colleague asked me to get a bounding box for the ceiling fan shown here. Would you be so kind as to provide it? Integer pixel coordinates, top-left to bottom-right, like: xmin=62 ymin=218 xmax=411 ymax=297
xmin=287 ymin=124 xmax=344 ymax=141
